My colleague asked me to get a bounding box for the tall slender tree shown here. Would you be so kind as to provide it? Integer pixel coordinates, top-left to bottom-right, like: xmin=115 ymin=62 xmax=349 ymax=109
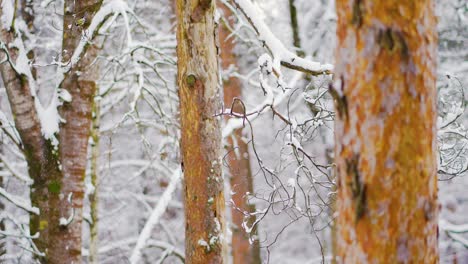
xmin=87 ymin=50 xmax=101 ymax=264
xmin=56 ymin=1 xmax=102 ymax=261
xmin=333 ymin=0 xmax=439 ymax=262
xmin=288 ymin=0 xmax=304 ymax=58
xmin=176 ymin=0 xmax=227 ymax=263
xmin=0 ymin=0 xmax=102 ymax=261
xmin=218 ymin=3 xmax=261 ymax=264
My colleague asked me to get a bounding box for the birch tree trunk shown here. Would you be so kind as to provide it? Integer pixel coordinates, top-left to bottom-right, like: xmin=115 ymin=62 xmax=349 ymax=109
xmin=334 ymin=1 xmax=439 ymax=262
xmin=176 ymin=0 xmax=227 ymax=263
xmin=218 ymin=4 xmax=261 ymax=264
xmin=0 ymin=4 xmax=61 ymax=262
xmin=0 ymin=0 xmax=102 ymax=261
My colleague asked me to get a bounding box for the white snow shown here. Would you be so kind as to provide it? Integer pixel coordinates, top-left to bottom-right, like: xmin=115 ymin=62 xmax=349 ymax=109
xmin=233 ymin=0 xmax=333 ymax=76
xmin=287 ymin=178 xmax=296 ymax=188
xmin=440 ymin=219 xmax=468 ymax=233
xmin=58 ymin=89 xmax=72 ymax=103
xmin=222 ymin=71 xmax=304 ymax=138
xmin=0 ymin=153 xmax=33 ymax=184
xmin=129 ymin=167 xmax=182 ymax=264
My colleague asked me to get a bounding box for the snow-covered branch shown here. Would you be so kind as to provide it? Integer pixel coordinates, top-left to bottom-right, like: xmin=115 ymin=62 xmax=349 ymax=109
xmin=0 ymin=0 xmax=15 ymax=30
xmin=230 ymin=0 xmax=333 ymax=76
xmin=0 ymin=154 xmax=33 ymax=185
xmin=440 ymin=219 xmax=468 ymax=234
xmin=0 ymin=212 xmax=44 ymax=257
xmin=129 ymin=167 xmax=182 ymax=264
xmin=0 ymin=110 xmax=21 ymax=147
xmin=95 ymin=237 xmax=184 ymax=262
xmin=34 ymin=0 xmax=135 ymax=142
xmin=440 ymin=219 xmax=468 ymax=247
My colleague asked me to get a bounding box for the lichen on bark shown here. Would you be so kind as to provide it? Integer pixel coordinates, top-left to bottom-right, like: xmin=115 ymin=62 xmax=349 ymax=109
xmin=334 ymin=0 xmax=439 ymax=263
xmin=176 ymin=0 xmax=227 ymax=263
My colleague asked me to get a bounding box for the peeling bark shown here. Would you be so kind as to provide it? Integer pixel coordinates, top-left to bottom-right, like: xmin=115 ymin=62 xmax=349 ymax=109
xmin=177 ymin=0 xmax=227 ymax=263
xmin=219 ymin=4 xmax=261 ymax=264
xmin=334 ymin=1 xmax=439 ymax=263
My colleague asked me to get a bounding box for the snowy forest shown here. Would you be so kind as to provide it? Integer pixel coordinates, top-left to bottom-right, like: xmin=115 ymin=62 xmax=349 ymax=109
xmin=0 ymin=0 xmax=467 ymax=263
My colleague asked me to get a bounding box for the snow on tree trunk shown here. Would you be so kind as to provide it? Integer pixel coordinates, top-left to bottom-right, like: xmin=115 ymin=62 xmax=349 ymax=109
xmin=55 ymin=0 xmax=102 ymax=262
xmin=176 ymin=0 xmax=227 ymax=263
xmin=1 ymin=0 xmax=102 ymax=261
xmin=334 ymin=1 xmax=439 ymax=263
xmin=218 ymin=4 xmax=261 ymax=264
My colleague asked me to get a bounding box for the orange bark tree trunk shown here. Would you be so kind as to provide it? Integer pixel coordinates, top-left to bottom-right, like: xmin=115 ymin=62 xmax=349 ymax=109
xmin=176 ymin=0 xmax=227 ymax=263
xmin=333 ymin=0 xmax=439 ymax=263
xmin=218 ymin=4 xmax=261 ymax=264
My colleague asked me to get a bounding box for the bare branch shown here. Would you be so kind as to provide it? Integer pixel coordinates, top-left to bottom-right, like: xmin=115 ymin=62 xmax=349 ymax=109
xmin=229 ymin=0 xmax=333 ymax=76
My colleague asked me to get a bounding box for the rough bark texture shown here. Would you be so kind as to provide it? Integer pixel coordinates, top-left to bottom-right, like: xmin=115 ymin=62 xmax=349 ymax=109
xmin=176 ymin=0 xmax=227 ymax=263
xmin=55 ymin=1 xmax=102 ymax=262
xmin=334 ymin=1 xmax=439 ymax=263
xmin=219 ymin=4 xmax=261 ymax=264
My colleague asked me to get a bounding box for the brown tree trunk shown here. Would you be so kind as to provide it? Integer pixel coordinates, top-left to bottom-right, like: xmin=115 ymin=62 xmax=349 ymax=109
xmin=0 ymin=0 xmax=102 ymax=262
xmin=218 ymin=4 xmax=261 ymax=264
xmin=176 ymin=0 xmax=227 ymax=263
xmin=334 ymin=1 xmax=439 ymax=263
xmin=288 ymin=0 xmax=304 ymax=58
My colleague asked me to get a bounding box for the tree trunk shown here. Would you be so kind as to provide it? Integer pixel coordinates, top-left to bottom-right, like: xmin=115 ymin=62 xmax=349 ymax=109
xmin=35 ymin=0 xmax=101 ymax=263
xmin=176 ymin=0 xmax=227 ymax=263
xmin=0 ymin=8 xmax=62 ymax=263
xmin=334 ymin=1 xmax=439 ymax=263
xmin=88 ymin=82 xmax=101 ymax=264
xmin=288 ymin=0 xmax=304 ymax=58
xmin=218 ymin=4 xmax=261 ymax=264
xmin=0 ymin=142 xmax=5 ymax=256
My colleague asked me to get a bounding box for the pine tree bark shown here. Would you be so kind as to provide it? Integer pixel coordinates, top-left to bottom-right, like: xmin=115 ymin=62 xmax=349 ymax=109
xmin=176 ymin=0 xmax=227 ymax=263
xmin=334 ymin=1 xmax=439 ymax=263
xmin=218 ymin=4 xmax=261 ymax=264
